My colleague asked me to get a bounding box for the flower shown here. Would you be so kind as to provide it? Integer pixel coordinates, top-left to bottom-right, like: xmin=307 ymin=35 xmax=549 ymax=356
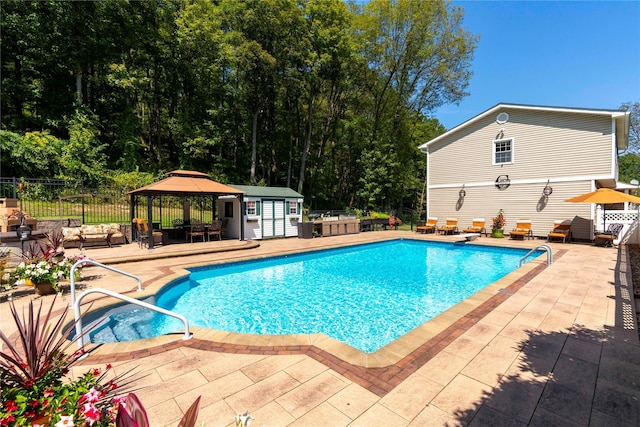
xmin=492 ymin=209 xmax=506 ymax=229
xmin=10 ymin=254 xmax=91 ymax=292
xmin=12 ymin=259 xmax=67 ymax=291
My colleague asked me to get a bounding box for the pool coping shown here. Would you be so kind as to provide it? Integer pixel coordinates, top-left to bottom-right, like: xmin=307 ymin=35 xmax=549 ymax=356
xmin=78 ymin=241 xmax=565 ymax=396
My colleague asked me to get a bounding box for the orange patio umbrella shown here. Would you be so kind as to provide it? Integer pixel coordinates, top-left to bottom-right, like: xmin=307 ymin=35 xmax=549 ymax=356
xmin=565 ymin=188 xmax=640 ymax=230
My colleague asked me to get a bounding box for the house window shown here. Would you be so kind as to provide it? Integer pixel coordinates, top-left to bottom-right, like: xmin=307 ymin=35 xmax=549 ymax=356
xmin=289 ymin=201 xmax=298 ymax=215
xmin=246 ymin=201 xmax=260 ymax=216
xmin=493 ymin=138 xmax=514 ymax=164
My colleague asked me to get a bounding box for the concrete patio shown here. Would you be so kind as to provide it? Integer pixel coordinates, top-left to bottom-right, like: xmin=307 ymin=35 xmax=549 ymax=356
xmin=2 ymin=231 xmax=639 ymax=426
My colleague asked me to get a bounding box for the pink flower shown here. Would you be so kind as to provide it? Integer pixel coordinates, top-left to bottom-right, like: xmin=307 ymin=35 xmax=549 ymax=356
xmin=82 ymin=387 xmax=102 ymax=404
xmin=44 ymin=389 xmax=55 ymax=397
xmin=4 ymin=401 xmax=17 ymax=412
xmin=80 ymin=403 xmax=101 ymax=425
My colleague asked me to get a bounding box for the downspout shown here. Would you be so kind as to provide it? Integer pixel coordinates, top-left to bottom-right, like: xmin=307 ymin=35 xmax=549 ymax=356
xmin=239 ymin=194 xmax=244 ymax=241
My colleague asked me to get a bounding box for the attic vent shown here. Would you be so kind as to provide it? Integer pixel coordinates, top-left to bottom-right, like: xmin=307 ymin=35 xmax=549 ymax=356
xmin=496 ymin=112 xmax=509 ymax=124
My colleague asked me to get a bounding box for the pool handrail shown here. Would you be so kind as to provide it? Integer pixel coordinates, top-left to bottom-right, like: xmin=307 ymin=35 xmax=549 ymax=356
xmin=73 ymin=287 xmax=192 ymax=349
xmin=520 ymin=244 xmax=553 ymax=267
xmin=70 ymin=259 xmax=143 ymax=307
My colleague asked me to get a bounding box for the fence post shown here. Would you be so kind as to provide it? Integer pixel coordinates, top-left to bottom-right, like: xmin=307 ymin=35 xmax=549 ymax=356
xmin=12 ymin=177 xmax=16 ymax=199
xmin=81 ymin=181 xmax=85 ymax=225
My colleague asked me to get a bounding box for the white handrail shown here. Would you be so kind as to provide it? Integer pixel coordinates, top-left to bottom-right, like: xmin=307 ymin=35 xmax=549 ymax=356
xmin=73 ymin=287 xmax=191 ymax=349
xmin=520 ymin=244 xmax=553 ymax=267
xmin=70 ymin=259 xmax=143 ymax=307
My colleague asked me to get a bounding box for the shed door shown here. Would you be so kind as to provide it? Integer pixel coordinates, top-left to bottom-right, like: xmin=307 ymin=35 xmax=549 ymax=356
xmin=262 ymin=199 xmax=285 ymax=238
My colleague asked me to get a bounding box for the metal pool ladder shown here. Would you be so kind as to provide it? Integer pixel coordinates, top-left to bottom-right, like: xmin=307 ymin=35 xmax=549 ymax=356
xmin=70 ymin=260 xmax=191 ymax=349
xmin=520 ymin=244 xmax=553 ymax=267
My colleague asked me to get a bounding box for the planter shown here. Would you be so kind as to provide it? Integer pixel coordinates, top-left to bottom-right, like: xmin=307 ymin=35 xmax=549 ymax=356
xmin=491 ymin=228 xmax=504 ymax=238
xmin=34 ymin=281 xmax=56 ymax=296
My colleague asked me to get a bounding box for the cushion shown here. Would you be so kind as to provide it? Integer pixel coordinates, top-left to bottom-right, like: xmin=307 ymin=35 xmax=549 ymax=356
xmin=62 ymin=227 xmax=81 ymax=238
xmin=81 ymin=225 xmax=104 ymax=234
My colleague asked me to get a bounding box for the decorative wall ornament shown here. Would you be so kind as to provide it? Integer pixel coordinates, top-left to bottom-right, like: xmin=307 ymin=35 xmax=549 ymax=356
xmin=543 ymin=181 xmax=553 ymax=196
xmin=459 ymin=185 xmax=466 ymax=198
xmin=495 ymin=175 xmax=511 ymax=191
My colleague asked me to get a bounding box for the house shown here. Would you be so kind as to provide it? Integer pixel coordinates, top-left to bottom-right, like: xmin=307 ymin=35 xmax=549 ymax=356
xmin=217 ymin=185 xmax=304 ymax=240
xmin=418 ymin=103 xmax=631 ymax=240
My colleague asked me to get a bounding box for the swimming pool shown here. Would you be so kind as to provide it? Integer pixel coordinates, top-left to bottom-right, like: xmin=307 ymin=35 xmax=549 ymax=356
xmin=88 ymin=239 xmax=541 ymax=353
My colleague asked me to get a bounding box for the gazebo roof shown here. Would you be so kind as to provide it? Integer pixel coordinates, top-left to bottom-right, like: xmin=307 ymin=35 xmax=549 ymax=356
xmin=129 ymin=170 xmax=245 ymax=196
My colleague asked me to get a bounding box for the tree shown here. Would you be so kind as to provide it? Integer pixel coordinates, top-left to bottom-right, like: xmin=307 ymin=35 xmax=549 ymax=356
xmin=621 ymin=101 xmax=640 ymax=153
xmin=617 ymin=102 xmax=640 ymax=185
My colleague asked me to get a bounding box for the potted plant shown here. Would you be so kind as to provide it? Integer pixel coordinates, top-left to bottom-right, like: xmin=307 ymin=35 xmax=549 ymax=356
xmin=0 ymin=297 xmax=129 ymax=425
xmin=11 ymin=259 xmax=69 ymax=295
xmin=492 ymin=209 xmax=506 ymax=238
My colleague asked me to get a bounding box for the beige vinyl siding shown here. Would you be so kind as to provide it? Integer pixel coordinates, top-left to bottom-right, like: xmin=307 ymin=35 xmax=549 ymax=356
xmin=428 ymin=109 xmax=614 ymax=186
xmin=427 ymin=180 xmax=594 ymax=240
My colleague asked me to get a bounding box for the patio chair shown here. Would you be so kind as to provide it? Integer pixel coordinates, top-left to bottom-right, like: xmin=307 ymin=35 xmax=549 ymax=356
xmin=205 ymin=220 xmax=222 ymax=241
xmin=186 ymin=220 xmax=206 ymax=243
xmin=510 ymin=220 xmax=533 ymax=240
xmin=171 ymin=218 xmax=184 ymax=239
xmin=463 ymin=218 xmax=487 ymax=236
xmin=417 ymin=217 xmax=437 ymax=233
xmin=547 ymin=220 xmax=572 ymax=243
xmin=388 ymin=216 xmax=402 ymax=230
xmin=594 ymin=223 xmax=624 ymax=247
xmin=437 ymin=218 xmax=458 ymax=235
xmin=133 ymin=218 xmax=164 ymax=248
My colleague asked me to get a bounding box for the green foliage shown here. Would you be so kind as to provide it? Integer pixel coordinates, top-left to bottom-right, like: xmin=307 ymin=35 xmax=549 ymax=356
xmin=618 ymin=153 xmax=640 ymax=185
xmin=58 ymin=109 xmax=108 ymax=187
xmin=107 ymin=170 xmax=157 ymax=192
xmin=0 ymin=0 xmax=477 ymax=212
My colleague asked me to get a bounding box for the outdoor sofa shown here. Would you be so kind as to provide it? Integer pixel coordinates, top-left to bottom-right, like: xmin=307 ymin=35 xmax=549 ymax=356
xmin=61 ymin=223 xmax=126 ymax=249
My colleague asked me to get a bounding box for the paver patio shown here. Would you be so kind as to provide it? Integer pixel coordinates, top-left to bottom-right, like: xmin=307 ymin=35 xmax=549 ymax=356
xmin=1 ymin=231 xmax=639 ymax=426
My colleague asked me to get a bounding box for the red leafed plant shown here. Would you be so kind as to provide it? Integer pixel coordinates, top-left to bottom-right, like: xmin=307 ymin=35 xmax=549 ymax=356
xmin=0 ymin=297 xmax=135 ymax=426
xmin=116 ymin=393 xmax=201 ymax=427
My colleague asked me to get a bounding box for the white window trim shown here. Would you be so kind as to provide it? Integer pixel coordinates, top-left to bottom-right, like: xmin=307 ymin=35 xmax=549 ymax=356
xmin=288 ymin=201 xmax=297 ymax=215
xmin=492 ymin=137 xmax=515 ymax=165
xmin=246 ymin=200 xmax=257 ymax=216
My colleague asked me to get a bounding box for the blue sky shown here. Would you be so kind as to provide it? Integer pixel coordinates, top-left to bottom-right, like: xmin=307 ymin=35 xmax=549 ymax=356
xmin=434 ymin=1 xmax=640 ymax=130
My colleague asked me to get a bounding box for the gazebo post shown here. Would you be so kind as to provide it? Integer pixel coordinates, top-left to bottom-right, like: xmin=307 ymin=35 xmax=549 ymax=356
xmin=147 ymin=195 xmax=154 ymax=249
xmin=238 ymin=194 xmax=244 ymax=241
xmin=129 ymin=194 xmax=136 ymax=243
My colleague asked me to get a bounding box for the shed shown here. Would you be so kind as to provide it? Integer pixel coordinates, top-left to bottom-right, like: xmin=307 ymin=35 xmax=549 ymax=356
xmin=218 ymin=185 xmax=304 ymax=240
xmin=129 ymin=170 xmax=245 ymax=247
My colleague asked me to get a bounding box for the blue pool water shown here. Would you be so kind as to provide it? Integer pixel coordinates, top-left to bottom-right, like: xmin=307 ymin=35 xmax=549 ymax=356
xmin=89 ymin=240 xmax=541 ymax=353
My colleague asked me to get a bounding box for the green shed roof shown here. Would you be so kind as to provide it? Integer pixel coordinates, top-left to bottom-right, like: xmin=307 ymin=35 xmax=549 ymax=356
xmin=229 ymin=185 xmax=303 ymax=199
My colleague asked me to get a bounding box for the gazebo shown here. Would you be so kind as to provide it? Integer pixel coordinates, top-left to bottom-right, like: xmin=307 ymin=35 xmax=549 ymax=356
xmin=128 ymin=170 xmax=245 ymax=248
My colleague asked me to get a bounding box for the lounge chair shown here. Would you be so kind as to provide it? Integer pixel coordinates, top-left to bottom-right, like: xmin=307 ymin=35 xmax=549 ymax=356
xmin=547 ymin=220 xmax=572 ymax=243
xmin=437 ymin=218 xmax=458 ymax=235
xmin=594 ymin=223 xmax=624 ymax=247
xmin=510 ymin=220 xmax=533 ymax=240
xmin=463 ymin=218 xmax=487 ymax=236
xmin=417 ymin=217 xmax=437 ymax=234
